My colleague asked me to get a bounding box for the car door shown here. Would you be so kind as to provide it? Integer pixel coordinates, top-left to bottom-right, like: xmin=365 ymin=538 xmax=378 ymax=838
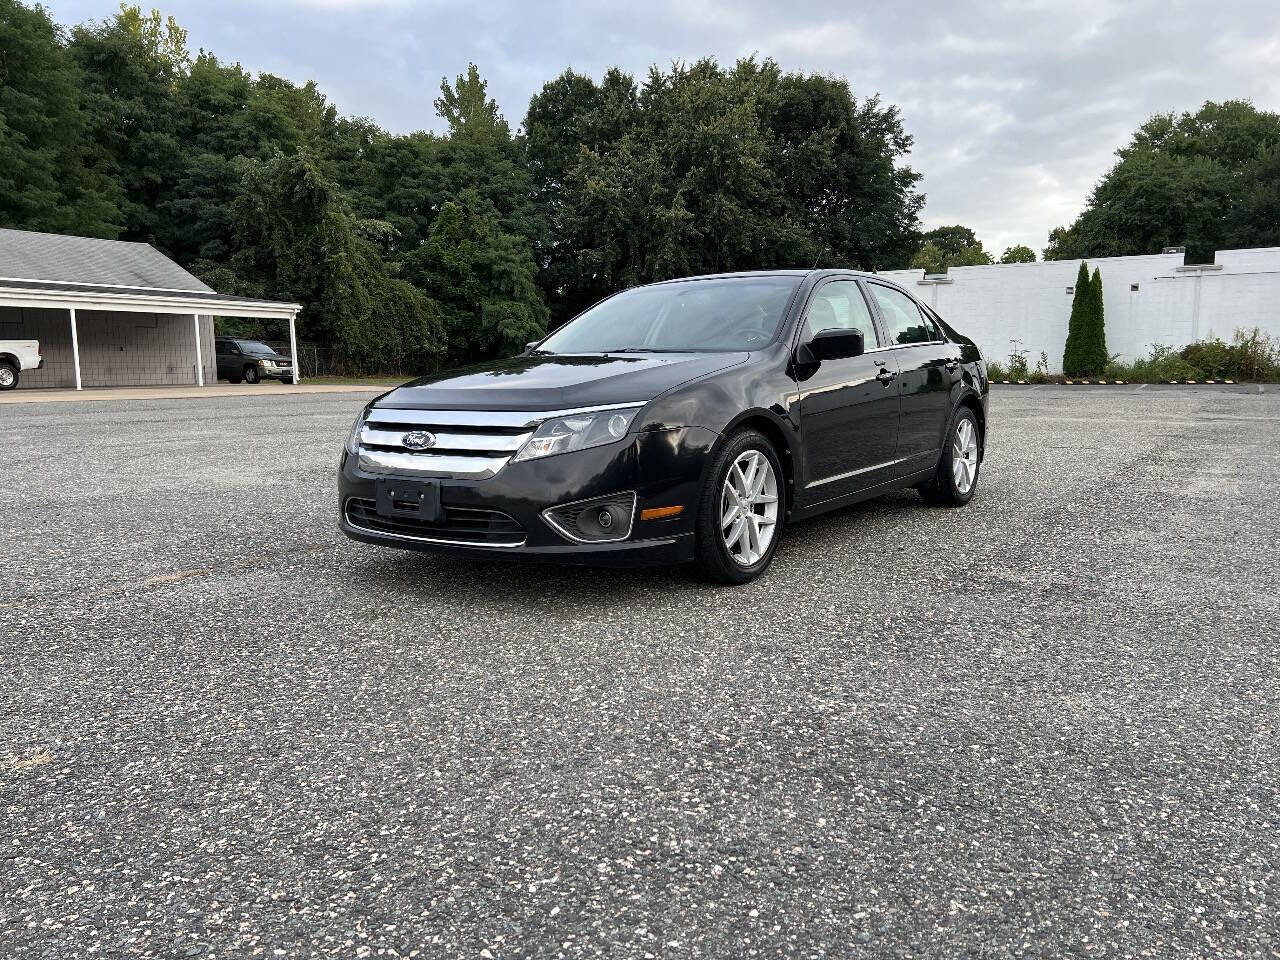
xmin=794 ymin=278 xmax=902 ymax=502
xmin=865 ymin=281 xmax=956 ymax=475
xmin=214 ymin=340 xmax=234 ymax=380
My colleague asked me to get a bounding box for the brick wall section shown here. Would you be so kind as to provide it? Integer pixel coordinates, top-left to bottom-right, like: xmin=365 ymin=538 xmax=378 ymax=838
xmin=878 ymin=246 xmax=1280 ymax=372
xmin=0 ymin=307 xmax=215 ymax=388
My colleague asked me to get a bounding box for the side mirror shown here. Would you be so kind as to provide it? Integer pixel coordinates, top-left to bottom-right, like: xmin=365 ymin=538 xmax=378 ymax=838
xmin=522 ymin=341 xmax=540 ymax=356
xmin=808 ymin=327 xmax=865 ymax=361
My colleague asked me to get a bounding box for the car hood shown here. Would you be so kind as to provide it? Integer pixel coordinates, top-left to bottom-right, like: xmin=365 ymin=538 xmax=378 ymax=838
xmin=375 ymin=352 xmax=749 ymax=411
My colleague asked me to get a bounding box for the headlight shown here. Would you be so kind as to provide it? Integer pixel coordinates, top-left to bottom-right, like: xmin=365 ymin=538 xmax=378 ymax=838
xmin=345 ymin=408 xmax=367 ymax=455
xmin=513 ymin=405 xmax=641 ymax=462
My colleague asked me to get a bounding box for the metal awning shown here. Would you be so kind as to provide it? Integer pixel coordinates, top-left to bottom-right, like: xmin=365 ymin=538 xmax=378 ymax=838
xmin=0 ymin=277 xmax=303 ymax=389
xmin=0 ymin=277 xmax=301 ymax=319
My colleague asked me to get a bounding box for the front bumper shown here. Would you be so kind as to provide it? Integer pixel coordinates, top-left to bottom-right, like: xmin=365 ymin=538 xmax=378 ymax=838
xmin=337 ymin=425 xmax=718 ymax=567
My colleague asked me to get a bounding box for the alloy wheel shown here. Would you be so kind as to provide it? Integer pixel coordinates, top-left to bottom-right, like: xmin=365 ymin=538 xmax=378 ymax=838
xmin=720 ymin=450 xmax=779 ymax=566
xmin=952 ymin=418 xmax=979 ymax=494
xmin=0 ymin=367 xmax=14 ymax=388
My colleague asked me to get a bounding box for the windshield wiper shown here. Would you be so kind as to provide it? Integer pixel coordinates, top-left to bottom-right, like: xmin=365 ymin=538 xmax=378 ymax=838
xmin=602 ymin=347 xmax=696 ymax=354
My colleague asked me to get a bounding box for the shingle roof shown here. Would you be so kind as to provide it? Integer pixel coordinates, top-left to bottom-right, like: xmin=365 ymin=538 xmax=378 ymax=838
xmin=0 ymin=228 xmax=212 ymax=293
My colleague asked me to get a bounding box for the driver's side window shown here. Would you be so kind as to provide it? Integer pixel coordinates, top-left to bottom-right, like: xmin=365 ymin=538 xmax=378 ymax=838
xmin=803 ymin=280 xmax=878 ymax=347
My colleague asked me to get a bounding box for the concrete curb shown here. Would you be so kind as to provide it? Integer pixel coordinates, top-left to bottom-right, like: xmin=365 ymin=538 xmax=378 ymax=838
xmin=0 ymin=383 xmax=396 ymax=404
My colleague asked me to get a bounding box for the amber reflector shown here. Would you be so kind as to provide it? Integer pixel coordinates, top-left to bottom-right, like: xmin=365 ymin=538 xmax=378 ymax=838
xmin=640 ymin=505 xmax=684 ymax=521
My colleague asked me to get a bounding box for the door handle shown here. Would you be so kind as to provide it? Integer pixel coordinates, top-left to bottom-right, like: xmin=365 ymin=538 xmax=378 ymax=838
xmin=945 ymin=359 xmax=959 ymax=372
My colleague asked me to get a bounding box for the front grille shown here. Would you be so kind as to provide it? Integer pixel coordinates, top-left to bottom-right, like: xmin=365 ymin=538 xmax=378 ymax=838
xmin=345 ymin=498 xmax=525 ymax=546
xmin=356 ymin=408 xmax=541 ymax=480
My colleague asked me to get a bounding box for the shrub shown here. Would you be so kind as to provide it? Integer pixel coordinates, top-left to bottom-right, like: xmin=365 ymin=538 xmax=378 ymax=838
xmin=1106 ymin=344 xmax=1204 ymax=382
xmin=1028 ymin=351 xmax=1050 ymax=384
xmin=1007 ymin=342 xmax=1030 ymax=380
xmin=986 ymin=359 xmax=1007 ymax=381
xmin=1181 ymin=328 xmax=1280 ymax=381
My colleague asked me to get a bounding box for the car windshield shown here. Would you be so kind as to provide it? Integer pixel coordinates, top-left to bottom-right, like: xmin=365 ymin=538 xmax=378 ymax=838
xmin=538 ymin=277 xmax=801 ymax=354
xmin=238 ymin=341 xmax=275 ymax=356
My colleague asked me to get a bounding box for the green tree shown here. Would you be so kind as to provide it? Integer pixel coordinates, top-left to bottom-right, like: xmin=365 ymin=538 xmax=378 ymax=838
xmin=909 ymin=241 xmax=948 ymax=274
xmin=525 ymin=58 xmax=923 ymax=323
xmin=400 ymin=195 xmax=548 ymax=366
xmin=919 ymin=225 xmax=982 ymax=261
xmin=1045 ymin=100 xmax=1280 ymax=262
xmin=1084 ymin=267 xmax=1108 ymax=375
xmin=163 ymin=53 xmax=340 ymax=266
xmin=435 ymin=63 xmax=508 ymax=142
xmin=1000 ymin=244 xmax=1036 ymax=263
xmin=0 ymin=0 xmax=121 ymax=235
xmin=908 ymin=227 xmax=992 ymax=272
xmin=69 ymin=4 xmax=190 ymax=248
xmin=1062 ymin=262 xmax=1093 ymax=376
xmin=230 ymin=152 xmax=441 ymax=373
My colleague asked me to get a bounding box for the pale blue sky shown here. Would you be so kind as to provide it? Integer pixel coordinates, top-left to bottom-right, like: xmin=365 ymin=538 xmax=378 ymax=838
xmin=44 ymin=0 xmax=1280 ymax=255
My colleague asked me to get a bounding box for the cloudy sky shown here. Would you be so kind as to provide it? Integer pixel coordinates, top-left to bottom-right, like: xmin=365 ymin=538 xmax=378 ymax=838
xmin=46 ymin=0 xmax=1280 ymax=255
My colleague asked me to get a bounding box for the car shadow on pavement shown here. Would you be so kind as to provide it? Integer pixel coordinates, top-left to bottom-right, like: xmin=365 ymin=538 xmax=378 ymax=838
xmin=352 ymin=490 xmax=925 ymax=605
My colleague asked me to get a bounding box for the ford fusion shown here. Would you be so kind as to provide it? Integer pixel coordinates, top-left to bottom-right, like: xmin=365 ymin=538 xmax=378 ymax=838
xmin=339 ymin=270 xmax=988 ymax=583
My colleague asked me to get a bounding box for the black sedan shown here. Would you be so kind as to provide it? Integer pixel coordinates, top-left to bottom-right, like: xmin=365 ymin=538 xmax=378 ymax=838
xmin=338 ymin=270 xmax=988 ymax=583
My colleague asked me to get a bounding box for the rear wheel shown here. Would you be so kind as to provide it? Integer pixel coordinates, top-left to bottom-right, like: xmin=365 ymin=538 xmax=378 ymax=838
xmin=243 ymin=365 xmax=260 ymax=384
xmin=690 ymin=429 xmax=784 ymax=584
xmin=0 ymin=361 xmax=17 ymax=391
xmin=920 ymin=407 xmax=981 ymax=507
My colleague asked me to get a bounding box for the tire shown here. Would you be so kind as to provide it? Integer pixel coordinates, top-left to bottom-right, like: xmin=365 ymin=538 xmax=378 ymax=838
xmin=689 ymin=429 xmax=785 ymax=585
xmin=0 ymin=361 xmax=17 ymax=391
xmin=920 ymin=406 xmax=981 ymax=507
xmin=243 ymin=365 xmax=260 ymax=384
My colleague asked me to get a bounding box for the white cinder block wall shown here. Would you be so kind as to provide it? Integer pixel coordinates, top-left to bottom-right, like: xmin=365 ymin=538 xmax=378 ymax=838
xmin=0 ymin=306 xmax=216 ymax=388
xmin=877 ymin=247 xmax=1280 ymax=373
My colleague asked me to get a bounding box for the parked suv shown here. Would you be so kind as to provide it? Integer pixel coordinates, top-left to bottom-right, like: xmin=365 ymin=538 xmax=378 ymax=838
xmin=215 ymin=338 xmax=294 ymax=384
xmin=338 ymin=270 xmax=988 ymax=584
xmin=0 ymin=340 xmax=42 ymax=390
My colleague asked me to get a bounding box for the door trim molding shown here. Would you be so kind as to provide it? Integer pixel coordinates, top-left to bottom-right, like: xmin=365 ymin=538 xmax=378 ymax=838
xmin=806 ymin=455 xmax=911 ymax=489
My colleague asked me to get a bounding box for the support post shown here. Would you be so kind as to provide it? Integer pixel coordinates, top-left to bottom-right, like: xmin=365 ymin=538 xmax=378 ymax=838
xmin=193 ymin=313 xmax=204 ymax=386
xmin=1191 ymin=272 xmax=1203 ymax=343
xmin=288 ymin=311 xmax=300 ymax=384
xmin=69 ymin=307 xmax=82 ymax=390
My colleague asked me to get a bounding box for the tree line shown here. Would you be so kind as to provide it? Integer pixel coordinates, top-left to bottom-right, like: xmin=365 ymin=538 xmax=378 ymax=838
xmin=2 ymin=1 xmax=1277 ymax=372
xmin=0 ymin=2 xmax=923 ymax=372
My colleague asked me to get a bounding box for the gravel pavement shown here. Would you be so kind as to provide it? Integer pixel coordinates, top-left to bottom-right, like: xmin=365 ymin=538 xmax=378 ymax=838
xmin=2 ymin=385 xmax=1278 ymax=958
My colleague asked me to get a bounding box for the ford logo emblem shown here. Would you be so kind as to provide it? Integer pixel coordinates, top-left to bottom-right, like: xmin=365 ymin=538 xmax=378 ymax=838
xmin=402 ymin=430 xmax=436 ymax=451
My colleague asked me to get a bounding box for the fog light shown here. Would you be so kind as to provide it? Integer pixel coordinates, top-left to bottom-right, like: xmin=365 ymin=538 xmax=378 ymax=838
xmin=542 ymin=492 xmax=636 ymax=544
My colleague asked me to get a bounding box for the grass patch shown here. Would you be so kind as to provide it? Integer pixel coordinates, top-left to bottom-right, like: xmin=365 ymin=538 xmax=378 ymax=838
xmin=988 ymin=327 xmax=1280 ymax=383
xmin=294 ymin=376 xmax=405 ymax=386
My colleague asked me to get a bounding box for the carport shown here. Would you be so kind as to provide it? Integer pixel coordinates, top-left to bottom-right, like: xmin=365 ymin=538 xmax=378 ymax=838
xmin=0 ymin=228 xmax=301 ymax=390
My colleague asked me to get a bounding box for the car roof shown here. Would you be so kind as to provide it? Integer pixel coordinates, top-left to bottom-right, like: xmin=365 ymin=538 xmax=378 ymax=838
xmin=646 ymin=268 xmax=884 ymax=286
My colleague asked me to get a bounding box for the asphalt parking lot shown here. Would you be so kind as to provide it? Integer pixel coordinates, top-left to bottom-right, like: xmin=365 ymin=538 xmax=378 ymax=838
xmin=2 ymin=385 xmax=1278 ymax=958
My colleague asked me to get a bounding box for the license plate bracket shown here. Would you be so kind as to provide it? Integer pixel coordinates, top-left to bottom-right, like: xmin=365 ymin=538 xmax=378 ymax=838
xmin=374 ymin=478 xmax=442 ymax=522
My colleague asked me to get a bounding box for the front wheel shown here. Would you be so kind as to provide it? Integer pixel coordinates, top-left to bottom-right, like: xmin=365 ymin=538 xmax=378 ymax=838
xmin=242 ymin=365 xmax=261 ymax=384
xmin=0 ymin=361 xmax=17 ymax=391
xmin=920 ymin=407 xmax=981 ymax=506
xmin=690 ymin=429 xmax=784 ymax=585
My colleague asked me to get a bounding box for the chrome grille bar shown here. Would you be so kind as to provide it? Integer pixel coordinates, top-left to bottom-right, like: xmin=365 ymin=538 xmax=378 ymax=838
xmin=365 ymin=408 xmax=545 ymax=430
xmin=360 ymin=426 xmax=533 ymax=453
xmin=356 ymin=450 xmax=510 ymax=479
xmin=356 ymin=404 xmax=645 ymax=481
